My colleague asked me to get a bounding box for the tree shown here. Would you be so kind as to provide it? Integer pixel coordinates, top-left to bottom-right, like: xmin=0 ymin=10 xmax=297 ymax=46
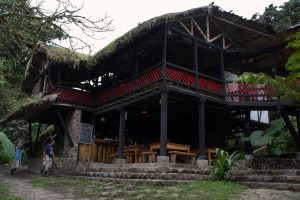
xmin=0 ymin=0 xmax=112 ymax=144
xmin=251 ymin=0 xmax=300 ymax=31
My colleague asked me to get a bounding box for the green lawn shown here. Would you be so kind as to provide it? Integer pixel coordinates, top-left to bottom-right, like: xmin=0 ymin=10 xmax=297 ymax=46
xmin=31 ymin=176 xmax=246 ymax=200
xmin=0 ymin=183 xmax=22 ymax=200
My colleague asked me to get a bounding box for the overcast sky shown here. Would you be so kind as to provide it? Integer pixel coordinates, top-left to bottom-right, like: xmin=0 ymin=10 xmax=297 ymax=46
xmin=45 ymin=0 xmax=288 ymax=54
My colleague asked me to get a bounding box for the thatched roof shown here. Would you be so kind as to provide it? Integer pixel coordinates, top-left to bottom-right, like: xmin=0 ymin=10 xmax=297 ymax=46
xmin=1 ymin=94 xmax=58 ymax=123
xmin=91 ymin=4 xmax=275 ymax=65
xmin=22 ymin=42 xmax=90 ymax=93
xmin=22 ymin=4 xmax=292 ymax=92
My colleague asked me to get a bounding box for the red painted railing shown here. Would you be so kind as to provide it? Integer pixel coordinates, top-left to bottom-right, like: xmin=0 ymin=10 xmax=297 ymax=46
xmin=225 ymin=83 xmax=278 ymax=102
xmin=52 ymin=64 xmax=280 ymax=106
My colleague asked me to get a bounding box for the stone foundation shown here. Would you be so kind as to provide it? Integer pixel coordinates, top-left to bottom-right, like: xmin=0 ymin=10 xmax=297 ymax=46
xmin=237 ymin=158 xmax=300 ymax=170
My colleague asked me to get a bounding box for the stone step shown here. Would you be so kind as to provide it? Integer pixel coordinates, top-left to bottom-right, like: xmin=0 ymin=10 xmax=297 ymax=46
xmin=228 ymin=175 xmax=300 ymax=183
xmin=70 ymin=175 xmax=196 ymax=186
xmin=70 ymin=171 xmax=209 ymax=181
xmin=76 ymin=167 xmax=209 ymax=175
xmin=241 ymin=181 xmax=300 ymax=191
xmin=229 ymin=169 xmax=300 ymax=176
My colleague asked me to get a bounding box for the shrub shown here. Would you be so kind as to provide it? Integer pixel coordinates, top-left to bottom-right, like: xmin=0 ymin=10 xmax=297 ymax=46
xmin=211 ymin=148 xmax=243 ymax=179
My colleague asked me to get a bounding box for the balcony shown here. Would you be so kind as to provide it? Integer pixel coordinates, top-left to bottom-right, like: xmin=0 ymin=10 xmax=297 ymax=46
xmin=51 ymin=64 xmax=280 ymax=107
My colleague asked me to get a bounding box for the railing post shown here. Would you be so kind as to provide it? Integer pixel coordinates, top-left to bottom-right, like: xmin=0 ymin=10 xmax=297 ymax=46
xmin=220 ymin=49 xmax=226 ymax=98
xmin=193 ymin=38 xmax=199 ymax=94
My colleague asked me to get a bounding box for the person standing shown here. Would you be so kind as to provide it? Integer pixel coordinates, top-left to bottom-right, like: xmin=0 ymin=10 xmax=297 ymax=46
xmin=10 ymin=142 xmax=22 ymax=176
xmin=43 ymin=138 xmax=55 ymax=176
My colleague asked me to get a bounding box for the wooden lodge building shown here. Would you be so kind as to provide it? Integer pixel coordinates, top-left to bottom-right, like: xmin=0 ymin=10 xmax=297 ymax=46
xmin=3 ymin=5 xmax=300 ymax=167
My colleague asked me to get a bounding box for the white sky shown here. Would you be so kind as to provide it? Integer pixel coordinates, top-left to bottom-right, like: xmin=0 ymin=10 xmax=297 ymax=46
xmin=45 ymin=0 xmax=288 ymax=54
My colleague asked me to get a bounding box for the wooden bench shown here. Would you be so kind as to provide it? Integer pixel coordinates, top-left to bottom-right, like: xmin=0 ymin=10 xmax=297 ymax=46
xmin=138 ymin=151 xmax=157 ymax=163
xmin=169 ymin=151 xmax=197 ymax=165
xmin=110 ymin=153 xmax=134 ymax=163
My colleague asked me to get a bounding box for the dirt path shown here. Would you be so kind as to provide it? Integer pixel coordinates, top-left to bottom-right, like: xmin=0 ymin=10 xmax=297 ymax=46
xmin=0 ymin=167 xmax=73 ymax=200
xmin=233 ymin=189 xmax=300 ymax=200
xmin=1 ymin=166 xmax=300 ymax=200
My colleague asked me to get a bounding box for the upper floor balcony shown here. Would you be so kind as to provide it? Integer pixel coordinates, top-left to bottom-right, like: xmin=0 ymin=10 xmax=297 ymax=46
xmin=50 ymin=63 xmax=280 ymax=108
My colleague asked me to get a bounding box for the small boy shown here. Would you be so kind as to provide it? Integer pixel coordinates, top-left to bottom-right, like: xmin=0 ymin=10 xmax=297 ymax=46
xmin=41 ymin=138 xmax=55 ymax=176
xmin=11 ymin=142 xmax=22 ymax=176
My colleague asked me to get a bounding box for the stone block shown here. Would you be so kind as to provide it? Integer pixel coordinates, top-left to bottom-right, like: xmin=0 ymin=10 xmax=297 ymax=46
xmin=197 ymin=160 xmax=209 ymax=171
xmin=116 ymin=159 xmax=126 ymax=164
xmin=157 ymin=156 xmax=170 ymax=164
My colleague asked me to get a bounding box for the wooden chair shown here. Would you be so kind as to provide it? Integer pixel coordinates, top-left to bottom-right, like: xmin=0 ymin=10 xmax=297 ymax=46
xmin=169 ymin=151 xmax=197 ymax=164
xmin=110 ymin=153 xmax=134 ymax=163
xmin=139 ymin=151 xmax=157 ymax=163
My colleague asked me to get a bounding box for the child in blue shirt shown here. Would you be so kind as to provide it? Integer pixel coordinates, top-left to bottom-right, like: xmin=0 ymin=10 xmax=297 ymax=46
xmin=11 ymin=142 xmax=22 ymax=175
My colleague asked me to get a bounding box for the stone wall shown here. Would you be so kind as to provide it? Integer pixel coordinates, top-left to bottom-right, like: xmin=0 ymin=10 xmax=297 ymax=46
xmin=27 ymin=157 xmax=77 ymax=175
xmin=63 ymin=109 xmax=81 ymax=159
xmin=237 ymin=158 xmax=300 ymax=170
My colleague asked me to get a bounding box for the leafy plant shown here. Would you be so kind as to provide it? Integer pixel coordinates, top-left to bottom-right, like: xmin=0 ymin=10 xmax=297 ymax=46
xmin=0 ymin=131 xmax=15 ymax=163
xmin=211 ymin=148 xmax=243 ymax=179
xmin=249 ymin=118 xmax=296 ymax=156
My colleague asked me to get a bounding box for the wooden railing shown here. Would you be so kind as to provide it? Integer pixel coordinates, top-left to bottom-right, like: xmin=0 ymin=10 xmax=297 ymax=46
xmin=51 ymin=64 xmax=280 ymax=107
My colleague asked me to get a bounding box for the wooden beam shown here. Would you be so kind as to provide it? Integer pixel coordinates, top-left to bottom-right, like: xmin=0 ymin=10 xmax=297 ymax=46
xmin=206 ymin=15 xmax=210 ymax=40
xmin=56 ymin=109 xmax=74 ymax=147
xmin=212 ymin=15 xmax=280 ymax=40
xmin=208 ymin=33 xmax=223 ymax=43
xmin=281 ymin=113 xmax=300 ymax=151
xmin=192 ymin=18 xmax=207 ymax=41
xmin=179 ymin=21 xmax=193 ymax=35
xmin=190 ymin=19 xmax=194 ymax=35
xmin=211 ymin=18 xmax=238 ymax=48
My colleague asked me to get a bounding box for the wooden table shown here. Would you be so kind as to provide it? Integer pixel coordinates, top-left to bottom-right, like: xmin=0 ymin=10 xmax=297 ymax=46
xmin=124 ymin=145 xmax=147 ymax=163
xmin=149 ymin=142 xmax=191 ymax=152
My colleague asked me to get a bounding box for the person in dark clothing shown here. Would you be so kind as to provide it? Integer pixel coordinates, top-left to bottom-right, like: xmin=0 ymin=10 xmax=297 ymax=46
xmin=41 ymin=139 xmax=55 ymax=176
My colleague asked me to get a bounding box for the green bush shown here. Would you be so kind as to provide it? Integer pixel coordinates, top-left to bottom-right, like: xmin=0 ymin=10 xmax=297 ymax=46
xmin=211 ymin=148 xmax=243 ymax=179
xmin=0 ymin=131 xmax=15 ymax=163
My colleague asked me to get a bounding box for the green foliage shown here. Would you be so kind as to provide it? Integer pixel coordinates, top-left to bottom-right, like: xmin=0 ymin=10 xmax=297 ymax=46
xmin=249 ymin=119 xmax=296 ymax=156
xmin=286 ymin=31 xmax=300 ymax=78
xmin=211 ymin=149 xmax=243 ymax=179
xmin=0 ymin=131 xmax=15 ymax=163
xmin=252 ymin=0 xmax=300 ymax=31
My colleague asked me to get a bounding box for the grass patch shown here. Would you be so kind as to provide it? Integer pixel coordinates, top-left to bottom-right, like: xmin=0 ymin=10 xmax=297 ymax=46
xmin=0 ymin=183 xmax=22 ymax=200
xmin=31 ymin=176 xmax=247 ymax=200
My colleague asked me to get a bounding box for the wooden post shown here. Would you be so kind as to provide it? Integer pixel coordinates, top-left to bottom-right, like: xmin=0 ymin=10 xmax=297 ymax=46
xmin=162 ymin=25 xmax=167 ymax=80
xmin=220 ymin=49 xmax=226 ymax=97
xmin=47 ymin=68 xmax=51 ymax=92
xmin=281 ymin=113 xmax=300 ymax=151
xmin=118 ymin=108 xmax=126 ymax=159
xmin=28 ymin=120 xmax=32 ymax=158
xmin=244 ymin=111 xmax=253 ymax=154
xmin=34 ymin=122 xmax=41 ymax=155
xmin=56 ymin=109 xmax=74 ymax=147
xmin=198 ymin=99 xmax=206 ymax=158
xmin=272 ymin=50 xmax=277 ymax=78
xmin=57 ymin=66 xmax=61 ymax=89
xmin=206 ymin=15 xmax=210 ymax=41
xmin=160 ymin=91 xmax=168 ymax=156
xmin=193 ymin=38 xmax=199 ymax=93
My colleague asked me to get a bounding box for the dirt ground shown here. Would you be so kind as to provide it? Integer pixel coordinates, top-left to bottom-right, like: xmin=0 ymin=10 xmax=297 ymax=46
xmin=1 ymin=165 xmax=300 ymax=200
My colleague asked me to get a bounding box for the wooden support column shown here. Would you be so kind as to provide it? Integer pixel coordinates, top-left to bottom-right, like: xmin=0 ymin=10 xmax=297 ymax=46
xmin=57 ymin=66 xmax=61 ymax=89
xmin=56 ymin=109 xmax=74 ymax=147
xmin=118 ymin=108 xmax=126 ymax=159
xmin=34 ymin=122 xmax=42 ymax=154
xmin=160 ymin=91 xmax=168 ymax=156
xmin=198 ymin=99 xmax=206 ymax=158
xmin=47 ymin=68 xmax=51 ymax=92
xmin=92 ymin=115 xmax=96 ymax=138
xmin=244 ymin=111 xmax=253 ymax=155
xmin=272 ymin=50 xmax=277 ymax=78
xmin=162 ymin=25 xmax=167 ymax=80
xmin=28 ymin=120 xmax=32 ymax=157
xmin=193 ymin=38 xmax=199 ymax=93
xmin=220 ymin=49 xmax=226 ymax=97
